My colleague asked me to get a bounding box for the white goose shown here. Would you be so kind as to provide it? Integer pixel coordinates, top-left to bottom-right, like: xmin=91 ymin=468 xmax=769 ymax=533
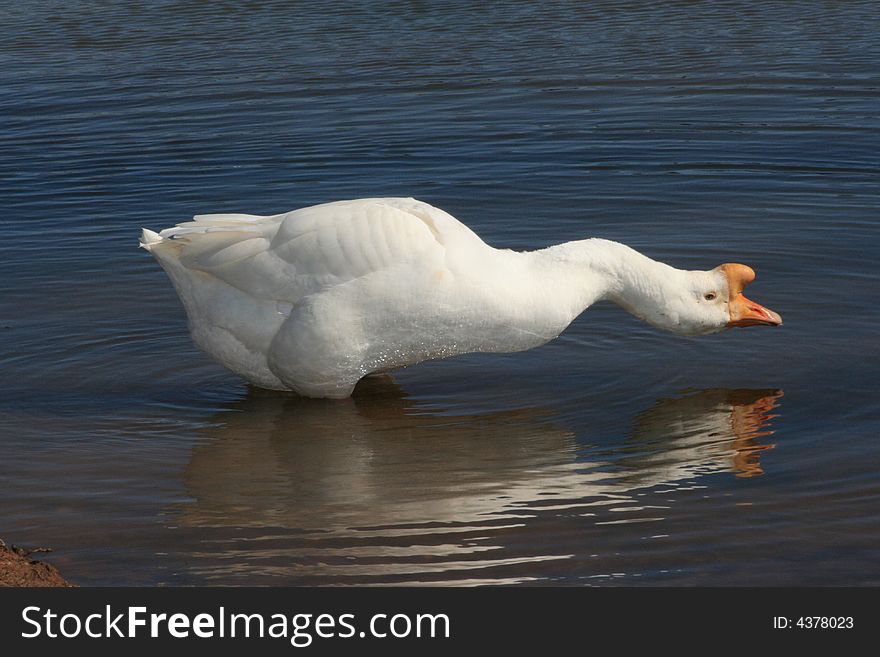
xmin=141 ymin=198 xmax=781 ymax=398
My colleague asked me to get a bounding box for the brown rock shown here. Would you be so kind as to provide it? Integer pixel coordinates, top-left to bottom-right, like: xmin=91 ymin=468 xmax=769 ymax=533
xmin=0 ymin=538 xmax=74 ymax=587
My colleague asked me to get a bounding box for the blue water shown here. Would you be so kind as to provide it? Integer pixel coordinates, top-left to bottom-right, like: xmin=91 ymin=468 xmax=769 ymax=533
xmin=1 ymin=1 xmax=878 ymax=585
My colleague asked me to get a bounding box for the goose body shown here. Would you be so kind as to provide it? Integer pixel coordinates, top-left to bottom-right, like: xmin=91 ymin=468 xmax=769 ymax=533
xmin=141 ymin=198 xmax=781 ymax=398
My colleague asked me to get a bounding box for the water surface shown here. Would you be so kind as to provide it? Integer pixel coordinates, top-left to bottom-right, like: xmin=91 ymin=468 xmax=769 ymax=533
xmin=1 ymin=1 xmax=879 ymax=585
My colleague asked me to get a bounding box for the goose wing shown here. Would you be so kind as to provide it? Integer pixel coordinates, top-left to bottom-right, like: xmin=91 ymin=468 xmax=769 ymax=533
xmin=143 ymin=198 xmax=484 ymax=302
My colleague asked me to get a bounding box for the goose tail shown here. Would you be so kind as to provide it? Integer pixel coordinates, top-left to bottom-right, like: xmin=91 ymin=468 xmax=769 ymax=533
xmin=139 ymin=228 xmax=164 ymax=251
xmin=139 ymin=213 xmax=270 ymax=256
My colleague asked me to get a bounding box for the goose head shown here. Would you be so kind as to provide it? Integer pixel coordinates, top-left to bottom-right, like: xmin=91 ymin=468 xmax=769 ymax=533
xmin=652 ymin=262 xmax=783 ymax=336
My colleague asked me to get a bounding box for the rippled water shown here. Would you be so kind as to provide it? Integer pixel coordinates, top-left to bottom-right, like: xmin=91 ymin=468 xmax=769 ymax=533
xmin=2 ymin=2 xmax=879 ymax=585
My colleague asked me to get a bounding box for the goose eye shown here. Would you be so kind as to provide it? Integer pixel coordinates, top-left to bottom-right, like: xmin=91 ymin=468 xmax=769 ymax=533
xmin=704 ymin=292 xmax=717 ymax=301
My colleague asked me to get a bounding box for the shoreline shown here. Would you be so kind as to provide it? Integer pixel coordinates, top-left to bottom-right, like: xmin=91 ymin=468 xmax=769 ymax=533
xmin=0 ymin=538 xmax=73 ymax=588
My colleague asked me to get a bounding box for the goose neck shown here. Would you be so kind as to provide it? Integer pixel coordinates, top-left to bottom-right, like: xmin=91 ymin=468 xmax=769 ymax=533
xmin=529 ymin=238 xmax=686 ymax=321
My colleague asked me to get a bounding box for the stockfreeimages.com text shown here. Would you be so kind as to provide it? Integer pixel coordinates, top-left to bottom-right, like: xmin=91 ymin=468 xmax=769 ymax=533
xmin=21 ymin=606 xmax=450 ymax=646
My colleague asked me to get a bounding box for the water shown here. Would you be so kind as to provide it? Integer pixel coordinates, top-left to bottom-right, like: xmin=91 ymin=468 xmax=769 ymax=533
xmin=1 ymin=1 xmax=878 ymax=586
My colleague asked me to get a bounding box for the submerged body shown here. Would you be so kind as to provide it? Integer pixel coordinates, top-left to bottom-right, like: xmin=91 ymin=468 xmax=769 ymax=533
xmin=141 ymin=198 xmax=781 ymax=398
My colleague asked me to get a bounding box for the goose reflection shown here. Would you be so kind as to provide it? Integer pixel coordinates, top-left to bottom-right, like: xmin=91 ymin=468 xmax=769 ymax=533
xmin=612 ymin=387 xmax=780 ymax=485
xmin=182 ymin=382 xmax=782 ymax=530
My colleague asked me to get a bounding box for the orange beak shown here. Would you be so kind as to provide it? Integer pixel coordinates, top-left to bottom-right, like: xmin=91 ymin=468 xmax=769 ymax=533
xmin=718 ymin=263 xmax=783 ymax=328
xmin=729 ymin=293 xmax=783 ymax=327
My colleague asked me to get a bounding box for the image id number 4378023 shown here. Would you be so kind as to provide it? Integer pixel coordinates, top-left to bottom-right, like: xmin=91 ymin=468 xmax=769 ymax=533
xmin=773 ymin=617 xmax=854 ymax=630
